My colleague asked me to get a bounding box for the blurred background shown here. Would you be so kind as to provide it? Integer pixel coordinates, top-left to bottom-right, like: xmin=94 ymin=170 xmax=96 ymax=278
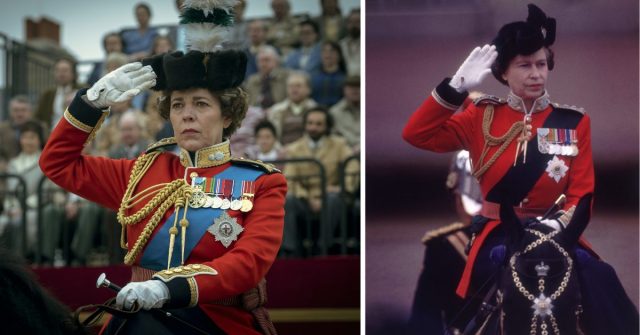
xmin=366 ymin=0 xmax=638 ymax=334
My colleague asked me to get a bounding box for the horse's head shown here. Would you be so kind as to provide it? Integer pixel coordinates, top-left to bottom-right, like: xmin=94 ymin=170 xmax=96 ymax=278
xmin=496 ymin=194 xmax=592 ymax=335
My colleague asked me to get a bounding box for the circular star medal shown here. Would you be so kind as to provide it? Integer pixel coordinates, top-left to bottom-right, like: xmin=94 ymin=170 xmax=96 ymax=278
xmin=220 ymin=198 xmax=231 ymax=210
xmin=189 ymin=191 xmax=206 ymax=208
xmin=230 ymin=199 xmax=242 ymax=211
xmin=211 ymin=196 xmax=223 ymax=209
xmin=240 ymin=199 xmax=253 ymax=212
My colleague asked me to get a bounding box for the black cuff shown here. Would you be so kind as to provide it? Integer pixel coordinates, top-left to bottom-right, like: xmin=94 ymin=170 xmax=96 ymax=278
xmin=433 ymin=77 xmax=469 ymax=108
xmin=155 ymin=277 xmax=192 ymax=309
xmin=68 ymin=88 xmax=105 ymax=127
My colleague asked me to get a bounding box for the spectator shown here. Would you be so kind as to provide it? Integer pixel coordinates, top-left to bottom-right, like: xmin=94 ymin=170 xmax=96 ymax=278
xmin=339 ymin=9 xmax=360 ymax=76
xmin=310 ymin=41 xmax=346 ymax=106
xmin=0 ymin=121 xmax=46 ymax=255
xmin=0 ymin=95 xmax=47 ymax=159
xmin=266 ymin=0 xmax=300 ymax=56
xmin=93 ymin=99 xmax=149 ymax=157
xmin=284 ymin=20 xmax=323 ymax=73
xmin=245 ymin=19 xmax=270 ymax=78
xmin=281 ymin=107 xmax=355 ymax=256
xmin=86 ymin=32 xmax=125 ymax=86
xmin=269 ymin=71 xmax=318 ymax=145
xmin=36 ymin=58 xmax=81 ymax=130
xmin=108 ymin=111 xmax=151 ymax=159
xmin=245 ymin=46 xmax=289 ymax=109
xmin=227 ymin=0 xmax=248 ymax=49
xmin=134 ymin=36 xmax=174 ymax=115
xmin=244 ymin=119 xmax=286 ymax=163
xmin=314 ymin=0 xmax=345 ymax=42
xmin=169 ymin=0 xmax=186 ymax=52
xmin=121 ymin=2 xmax=158 ymax=61
xmin=330 ymin=75 xmax=360 ymax=150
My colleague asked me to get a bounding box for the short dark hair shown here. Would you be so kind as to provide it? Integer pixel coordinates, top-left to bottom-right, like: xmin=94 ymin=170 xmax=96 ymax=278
xmin=102 ymin=32 xmax=123 ymax=53
xmin=254 ymin=119 xmax=277 ymax=138
xmin=20 ymin=120 xmax=45 ymax=149
xmin=321 ymin=41 xmax=347 ymax=74
xmin=135 ymin=2 xmax=152 ymax=17
xmin=303 ymin=106 xmax=333 ymax=135
xmin=300 ymin=19 xmax=320 ymax=35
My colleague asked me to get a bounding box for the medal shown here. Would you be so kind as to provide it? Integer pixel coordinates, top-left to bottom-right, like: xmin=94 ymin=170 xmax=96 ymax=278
xmin=537 ymin=128 xmax=550 ymax=154
xmin=208 ymin=211 xmax=244 ymax=248
xmin=189 ymin=177 xmax=207 ymax=208
xmin=189 ymin=190 xmax=206 ymax=208
xmin=240 ymin=180 xmax=255 ymax=213
xmin=230 ymin=199 xmax=242 ymax=211
xmin=220 ymin=179 xmax=233 ymax=210
xmin=546 ymin=155 xmax=569 ymax=183
xmin=211 ymin=178 xmax=224 ymax=208
xmin=204 ymin=195 xmax=214 ymax=208
xmin=212 ymin=196 xmax=223 ymax=208
xmin=240 ymin=199 xmax=253 ymax=212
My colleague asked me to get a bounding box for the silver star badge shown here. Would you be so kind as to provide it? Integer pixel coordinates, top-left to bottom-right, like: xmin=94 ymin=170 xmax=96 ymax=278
xmin=532 ymin=293 xmax=554 ymax=318
xmin=208 ymin=211 xmax=244 ymax=248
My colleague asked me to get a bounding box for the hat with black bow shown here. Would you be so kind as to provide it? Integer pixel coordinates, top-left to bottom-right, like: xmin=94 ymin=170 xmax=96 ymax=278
xmin=491 ymin=4 xmax=556 ymax=85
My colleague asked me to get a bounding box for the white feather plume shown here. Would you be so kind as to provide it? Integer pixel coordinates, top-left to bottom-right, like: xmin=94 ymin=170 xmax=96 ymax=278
xmin=184 ymin=23 xmax=230 ymax=52
xmin=182 ymin=0 xmax=238 ymax=12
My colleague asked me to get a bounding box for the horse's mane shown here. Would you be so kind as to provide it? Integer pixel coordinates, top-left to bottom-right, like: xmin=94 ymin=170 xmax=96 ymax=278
xmin=0 ymin=248 xmax=86 ymax=335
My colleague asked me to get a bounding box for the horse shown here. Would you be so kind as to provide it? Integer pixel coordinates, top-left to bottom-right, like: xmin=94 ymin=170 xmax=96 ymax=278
xmin=488 ymin=194 xmax=594 ymax=335
xmin=0 ymin=247 xmax=86 ymax=335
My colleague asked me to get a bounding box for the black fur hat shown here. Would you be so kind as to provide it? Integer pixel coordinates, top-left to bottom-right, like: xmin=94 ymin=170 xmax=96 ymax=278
xmin=491 ymin=4 xmax=556 ymax=85
xmin=143 ymin=49 xmax=247 ymax=91
xmin=141 ymin=0 xmax=246 ymax=92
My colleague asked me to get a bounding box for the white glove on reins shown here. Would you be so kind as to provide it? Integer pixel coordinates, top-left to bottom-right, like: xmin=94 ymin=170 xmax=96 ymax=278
xmin=450 ymin=44 xmax=498 ymax=93
xmin=86 ymin=62 xmax=156 ymax=109
xmin=115 ymin=280 xmax=170 ymax=310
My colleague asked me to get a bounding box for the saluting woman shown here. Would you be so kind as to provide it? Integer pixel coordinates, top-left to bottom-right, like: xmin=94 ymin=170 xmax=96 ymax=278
xmin=40 ymin=1 xmax=285 ymax=334
xmin=402 ymin=4 xmax=637 ymax=334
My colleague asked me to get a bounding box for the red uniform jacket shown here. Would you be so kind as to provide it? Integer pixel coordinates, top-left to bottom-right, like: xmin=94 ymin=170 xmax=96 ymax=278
xmin=403 ymin=79 xmax=594 ymax=297
xmin=40 ymin=90 xmax=287 ymax=334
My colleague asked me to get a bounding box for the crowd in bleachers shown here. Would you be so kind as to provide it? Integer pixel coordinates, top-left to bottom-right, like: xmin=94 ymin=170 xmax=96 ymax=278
xmin=0 ymin=0 xmax=360 ymax=265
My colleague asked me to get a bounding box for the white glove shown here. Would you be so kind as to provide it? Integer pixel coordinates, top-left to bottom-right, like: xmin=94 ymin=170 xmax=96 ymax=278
xmin=537 ymin=217 xmax=563 ymax=231
xmin=86 ymin=62 xmax=156 ymax=109
xmin=115 ymin=280 xmax=170 ymax=310
xmin=450 ymin=44 xmax=498 ymax=93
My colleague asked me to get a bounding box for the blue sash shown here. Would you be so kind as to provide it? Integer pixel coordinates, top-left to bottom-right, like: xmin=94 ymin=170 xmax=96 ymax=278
xmin=140 ymin=165 xmax=264 ymax=271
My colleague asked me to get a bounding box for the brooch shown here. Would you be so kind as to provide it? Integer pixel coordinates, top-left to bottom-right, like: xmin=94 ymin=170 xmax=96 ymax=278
xmin=546 ymin=156 xmax=569 ymax=183
xmin=208 ymin=211 xmax=244 ymax=248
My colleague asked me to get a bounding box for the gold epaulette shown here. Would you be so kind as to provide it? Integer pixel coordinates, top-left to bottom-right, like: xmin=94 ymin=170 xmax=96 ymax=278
xmin=231 ymin=157 xmax=281 ymax=173
xmin=473 ymin=95 xmax=506 ymax=106
xmin=152 ymin=264 xmax=218 ymax=282
xmin=145 ymin=137 xmax=177 ymax=153
xmin=552 ymin=103 xmax=586 ymax=114
xmin=421 ymin=222 xmax=466 ymax=244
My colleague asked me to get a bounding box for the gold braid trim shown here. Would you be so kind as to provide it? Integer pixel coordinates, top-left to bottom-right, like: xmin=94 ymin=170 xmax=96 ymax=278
xmin=472 ymin=105 xmax=524 ymax=179
xmin=117 ymin=151 xmax=192 ymax=265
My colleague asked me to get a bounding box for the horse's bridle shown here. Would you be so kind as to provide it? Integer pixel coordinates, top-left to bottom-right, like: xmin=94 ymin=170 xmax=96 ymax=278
xmin=507 ymin=229 xmax=578 ymax=335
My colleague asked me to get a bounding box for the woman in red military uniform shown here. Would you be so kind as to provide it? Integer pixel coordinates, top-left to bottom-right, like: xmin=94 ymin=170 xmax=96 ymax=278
xmin=40 ymin=2 xmax=285 ymax=334
xmin=403 ymin=4 xmax=637 ymax=334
